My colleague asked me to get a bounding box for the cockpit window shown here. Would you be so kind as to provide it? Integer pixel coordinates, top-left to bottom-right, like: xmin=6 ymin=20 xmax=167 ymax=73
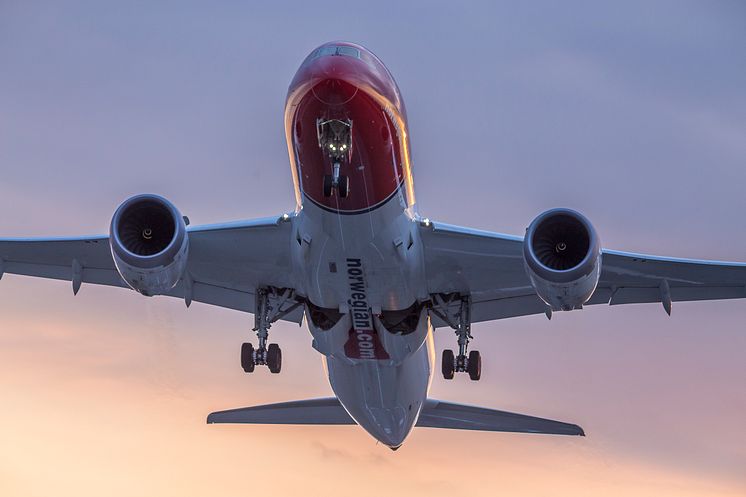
xmin=317 ymin=46 xmax=337 ymax=57
xmin=307 ymin=45 xmax=361 ymax=62
xmin=336 ymin=46 xmax=360 ymax=58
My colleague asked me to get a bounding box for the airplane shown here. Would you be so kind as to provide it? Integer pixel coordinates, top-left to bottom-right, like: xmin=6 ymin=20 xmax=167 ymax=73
xmin=2 ymin=41 xmax=745 ymax=450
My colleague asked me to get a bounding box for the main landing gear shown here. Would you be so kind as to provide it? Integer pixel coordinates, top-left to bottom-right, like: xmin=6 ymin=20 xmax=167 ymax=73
xmin=430 ymin=294 xmax=481 ymax=381
xmin=241 ymin=287 xmax=302 ymax=375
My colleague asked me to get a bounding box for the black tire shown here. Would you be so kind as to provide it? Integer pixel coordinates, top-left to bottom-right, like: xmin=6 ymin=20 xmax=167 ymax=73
xmin=467 ymin=350 xmax=481 ymax=381
xmin=441 ymin=349 xmax=455 ymax=380
xmin=338 ymin=175 xmax=349 ymax=198
xmin=323 ymin=175 xmax=333 ymax=197
xmin=241 ymin=342 xmax=255 ymax=373
xmin=267 ymin=343 xmax=282 ymax=374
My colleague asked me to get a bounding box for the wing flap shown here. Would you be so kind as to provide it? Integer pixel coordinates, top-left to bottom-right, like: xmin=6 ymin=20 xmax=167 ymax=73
xmin=608 ymin=285 xmax=746 ymax=305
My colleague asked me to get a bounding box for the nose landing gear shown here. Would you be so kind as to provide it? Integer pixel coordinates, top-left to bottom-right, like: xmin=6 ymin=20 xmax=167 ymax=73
xmin=240 ymin=288 xmax=301 ymax=375
xmin=317 ymin=118 xmax=352 ymax=198
xmin=323 ymin=172 xmax=349 ymax=198
xmin=431 ymin=294 xmax=481 ymax=381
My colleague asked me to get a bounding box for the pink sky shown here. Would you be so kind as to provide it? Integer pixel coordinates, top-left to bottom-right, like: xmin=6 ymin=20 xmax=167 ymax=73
xmin=1 ymin=280 xmax=744 ymax=496
xmin=1 ymin=2 xmax=745 ymax=495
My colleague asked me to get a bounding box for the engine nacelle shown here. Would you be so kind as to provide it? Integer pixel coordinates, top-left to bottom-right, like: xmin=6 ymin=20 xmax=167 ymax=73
xmin=109 ymin=194 xmax=189 ymax=296
xmin=523 ymin=208 xmax=601 ymax=311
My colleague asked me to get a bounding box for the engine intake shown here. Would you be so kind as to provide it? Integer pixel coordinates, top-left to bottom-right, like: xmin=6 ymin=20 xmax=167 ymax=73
xmin=115 ymin=199 xmax=176 ymax=256
xmin=523 ymin=208 xmax=601 ymax=311
xmin=110 ymin=194 xmax=189 ymax=296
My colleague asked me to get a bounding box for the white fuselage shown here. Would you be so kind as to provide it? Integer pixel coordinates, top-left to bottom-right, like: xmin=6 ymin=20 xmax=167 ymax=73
xmin=291 ymin=199 xmax=435 ymax=447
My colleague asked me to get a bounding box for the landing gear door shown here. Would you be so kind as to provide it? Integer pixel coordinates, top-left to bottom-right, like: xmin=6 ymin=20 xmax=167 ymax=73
xmin=374 ymin=307 xmax=430 ymax=365
xmin=306 ymin=303 xmax=353 ymax=360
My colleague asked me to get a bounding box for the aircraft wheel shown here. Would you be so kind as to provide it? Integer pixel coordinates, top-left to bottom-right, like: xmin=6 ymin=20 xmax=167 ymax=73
xmin=467 ymin=350 xmax=481 ymax=381
xmin=323 ymin=175 xmax=333 ymax=197
xmin=441 ymin=349 xmax=455 ymax=380
xmin=338 ymin=175 xmax=350 ymax=198
xmin=241 ymin=342 xmax=255 ymax=373
xmin=267 ymin=343 xmax=282 ymax=374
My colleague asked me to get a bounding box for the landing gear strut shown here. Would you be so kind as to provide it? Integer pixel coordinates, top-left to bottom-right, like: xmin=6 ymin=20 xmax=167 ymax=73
xmin=431 ymin=294 xmax=481 ymax=381
xmin=240 ymin=287 xmax=302 ymax=374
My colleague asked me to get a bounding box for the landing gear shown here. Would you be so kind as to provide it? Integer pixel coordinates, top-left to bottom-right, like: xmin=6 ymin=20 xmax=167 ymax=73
xmin=267 ymin=343 xmax=282 ymax=374
xmin=441 ymin=349 xmax=455 ymax=379
xmin=467 ymin=350 xmax=481 ymax=381
xmin=431 ymin=294 xmax=481 ymax=381
xmin=241 ymin=342 xmax=255 ymax=373
xmin=240 ymin=287 xmax=302 ymax=375
xmin=322 ymin=172 xmax=349 ymax=198
xmin=337 ymin=174 xmax=349 ymax=198
xmin=317 ymin=118 xmax=352 ymax=199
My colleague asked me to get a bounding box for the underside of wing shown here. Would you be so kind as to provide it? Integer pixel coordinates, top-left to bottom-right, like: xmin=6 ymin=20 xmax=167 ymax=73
xmin=207 ymin=398 xmax=356 ymax=425
xmin=419 ymin=219 xmax=746 ymax=324
xmin=167 ymin=217 xmax=303 ymax=322
xmin=417 ymin=399 xmax=584 ymax=436
xmin=418 ymin=221 xmax=546 ymax=326
xmin=597 ymin=250 xmax=746 ymax=308
xmin=0 ymin=214 xmax=303 ymax=323
xmin=0 ymin=235 xmax=125 ymax=288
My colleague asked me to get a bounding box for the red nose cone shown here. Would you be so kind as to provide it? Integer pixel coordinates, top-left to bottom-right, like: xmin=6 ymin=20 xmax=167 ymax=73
xmin=311 ymin=78 xmax=358 ymax=106
xmin=304 ymin=55 xmax=361 ymax=106
xmin=286 ymin=42 xmax=413 ymax=213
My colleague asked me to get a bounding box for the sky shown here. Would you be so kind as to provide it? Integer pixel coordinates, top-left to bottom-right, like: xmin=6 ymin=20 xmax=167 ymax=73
xmin=0 ymin=1 xmax=745 ymax=496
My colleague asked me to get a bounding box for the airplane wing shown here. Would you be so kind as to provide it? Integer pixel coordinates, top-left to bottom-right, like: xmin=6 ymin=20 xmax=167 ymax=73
xmin=0 ymin=216 xmax=304 ymax=323
xmin=419 ymin=221 xmax=746 ymax=326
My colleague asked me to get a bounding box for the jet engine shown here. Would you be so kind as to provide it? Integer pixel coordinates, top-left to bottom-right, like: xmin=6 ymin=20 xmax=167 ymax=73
xmin=523 ymin=208 xmax=601 ymax=311
xmin=109 ymin=194 xmax=189 ymax=296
